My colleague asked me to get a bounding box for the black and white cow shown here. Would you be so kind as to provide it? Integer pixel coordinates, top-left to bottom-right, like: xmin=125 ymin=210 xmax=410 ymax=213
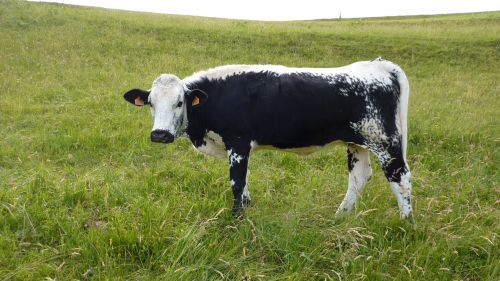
xmin=123 ymin=58 xmax=415 ymax=224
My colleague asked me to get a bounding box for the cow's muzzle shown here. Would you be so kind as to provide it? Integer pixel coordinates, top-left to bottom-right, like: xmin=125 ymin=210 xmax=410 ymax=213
xmin=150 ymin=130 xmax=174 ymax=144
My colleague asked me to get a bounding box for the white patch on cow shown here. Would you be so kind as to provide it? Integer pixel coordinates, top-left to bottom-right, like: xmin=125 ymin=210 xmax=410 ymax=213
xmin=227 ymin=149 xmax=244 ymax=167
xmin=230 ymin=180 xmax=236 ymax=187
xmin=350 ymin=115 xmax=389 ymax=143
xmin=183 ymin=60 xmax=397 ymax=90
xmin=184 ymin=65 xmax=287 ymax=85
xmin=195 ymin=130 xmax=226 ymax=158
xmin=336 ymin=146 xmax=372 ymax=214
xmin=250 ymin=140 xmax=258 ymax=151
xmin=234 ymin=167 xmax=250 ymax=202
xmin=242 ymin=183 xmax=251 ymax=201
xmin=389 ymin=171 xmax=413 ymax=220
xmin=393 ymin=65 xmax=410 ymax=161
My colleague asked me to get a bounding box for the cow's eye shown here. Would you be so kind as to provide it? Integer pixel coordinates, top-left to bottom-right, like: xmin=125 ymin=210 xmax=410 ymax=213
xmin=176 ymin=101 xmax=183 ymax=108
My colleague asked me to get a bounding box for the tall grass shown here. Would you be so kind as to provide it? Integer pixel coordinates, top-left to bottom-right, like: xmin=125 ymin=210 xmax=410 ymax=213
xmin=0 ymin=1 xmax=498 ymax=280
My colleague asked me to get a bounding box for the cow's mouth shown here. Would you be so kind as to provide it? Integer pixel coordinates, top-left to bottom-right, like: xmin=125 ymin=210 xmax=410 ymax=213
xmin=150 ymin=130 xmax=174 ymax=144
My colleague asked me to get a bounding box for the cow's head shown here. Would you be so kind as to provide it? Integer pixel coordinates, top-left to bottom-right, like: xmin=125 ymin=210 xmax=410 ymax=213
xmin=123 ymin=74 xmax=207 ymax=144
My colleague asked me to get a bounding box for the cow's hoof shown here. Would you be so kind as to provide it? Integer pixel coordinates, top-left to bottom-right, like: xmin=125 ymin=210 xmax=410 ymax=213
xmin=232 ymin=206 xmax=245 ymax=219
xmin=408 ymin=213 xmax=416 ymax=228
xmin=335 ymin=205 xmax=353 ymax=217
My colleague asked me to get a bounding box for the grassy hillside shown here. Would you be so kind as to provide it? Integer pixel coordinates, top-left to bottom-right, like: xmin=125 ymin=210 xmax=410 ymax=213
xmin=0 ymin=1 xmax=498 ymax=280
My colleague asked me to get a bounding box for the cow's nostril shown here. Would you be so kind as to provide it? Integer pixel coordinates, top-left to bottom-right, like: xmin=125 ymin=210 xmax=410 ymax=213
xmin=151 ymin=130 xmax=174 ymax=143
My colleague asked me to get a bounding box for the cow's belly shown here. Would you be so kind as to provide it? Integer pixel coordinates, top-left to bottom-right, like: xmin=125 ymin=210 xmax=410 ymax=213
xmin=192 ymin=132 xmax=348 ymax=158
xmin=251 ymin=140 xmax=345 ymax=155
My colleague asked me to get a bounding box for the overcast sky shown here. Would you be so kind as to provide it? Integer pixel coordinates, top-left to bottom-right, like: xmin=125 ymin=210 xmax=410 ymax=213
xmin=31 ymin=0 xmax=500 ymax=21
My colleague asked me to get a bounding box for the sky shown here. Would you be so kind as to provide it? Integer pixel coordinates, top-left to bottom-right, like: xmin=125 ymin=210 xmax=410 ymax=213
xmin=31 ymin=0 xmax=500 ymax=21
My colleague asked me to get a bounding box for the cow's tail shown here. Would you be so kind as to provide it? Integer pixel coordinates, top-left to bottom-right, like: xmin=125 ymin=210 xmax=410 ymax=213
xmin=393 ymin=64 xmax=410 ymax=162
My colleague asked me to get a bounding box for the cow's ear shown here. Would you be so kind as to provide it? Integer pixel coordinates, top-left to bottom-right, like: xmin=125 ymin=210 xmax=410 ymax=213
xmin=124 ymin=89 xmax=150 ymax=106
xmin=185 ymin=89 xmax=208 ymax=108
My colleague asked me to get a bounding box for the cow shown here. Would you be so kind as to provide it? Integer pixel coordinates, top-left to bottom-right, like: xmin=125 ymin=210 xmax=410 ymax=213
xmin=123 ymin=58 xmax=415 ymax=224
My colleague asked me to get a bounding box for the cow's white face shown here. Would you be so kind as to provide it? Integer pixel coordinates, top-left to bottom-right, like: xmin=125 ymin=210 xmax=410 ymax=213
xmin=124 ymin=74 xmax=186 ymax=144
xmin=124 ymin=74 xmax=208 ymax=144
xmin=149 ymin=74 xmax=186 ymax=142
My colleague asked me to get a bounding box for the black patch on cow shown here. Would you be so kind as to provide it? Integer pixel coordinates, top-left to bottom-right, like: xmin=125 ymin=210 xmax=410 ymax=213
xmin=380 ymin=145 xmax=408 ymax=183
xmin=347 ymin=149 xmax=358 ymax=172
xmin=188 ymin=72 xmax=355 ymax=148
xmin=365 ymin=72 xmax=400 ymax=140
xmin=185 ymin=70 xmax=401 ymax=152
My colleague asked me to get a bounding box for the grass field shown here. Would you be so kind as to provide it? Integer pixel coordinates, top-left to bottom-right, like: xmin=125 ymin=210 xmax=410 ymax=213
xmin=0 ymin=1 xmax=499 ymax=280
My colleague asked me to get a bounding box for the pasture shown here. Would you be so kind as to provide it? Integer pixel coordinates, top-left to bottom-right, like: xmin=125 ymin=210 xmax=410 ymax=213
xmin=0 ymin=1 xmax=498 ymax=280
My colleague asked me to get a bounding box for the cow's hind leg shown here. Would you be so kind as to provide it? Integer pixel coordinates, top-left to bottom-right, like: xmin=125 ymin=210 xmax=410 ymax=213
xmin=336 ymin=144 xmax=372 ymax=215
xmin=372 ymin=144 xmax=415 ymax=224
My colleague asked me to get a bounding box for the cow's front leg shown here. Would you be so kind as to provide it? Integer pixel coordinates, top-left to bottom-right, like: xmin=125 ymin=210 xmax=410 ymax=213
xmin=226 ymin=141 xmax=251 ymax=217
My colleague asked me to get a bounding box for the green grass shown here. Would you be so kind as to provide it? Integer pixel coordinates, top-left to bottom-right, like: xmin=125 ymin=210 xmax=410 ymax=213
xmin=0 ymin=1 xmax=499 ymax=280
